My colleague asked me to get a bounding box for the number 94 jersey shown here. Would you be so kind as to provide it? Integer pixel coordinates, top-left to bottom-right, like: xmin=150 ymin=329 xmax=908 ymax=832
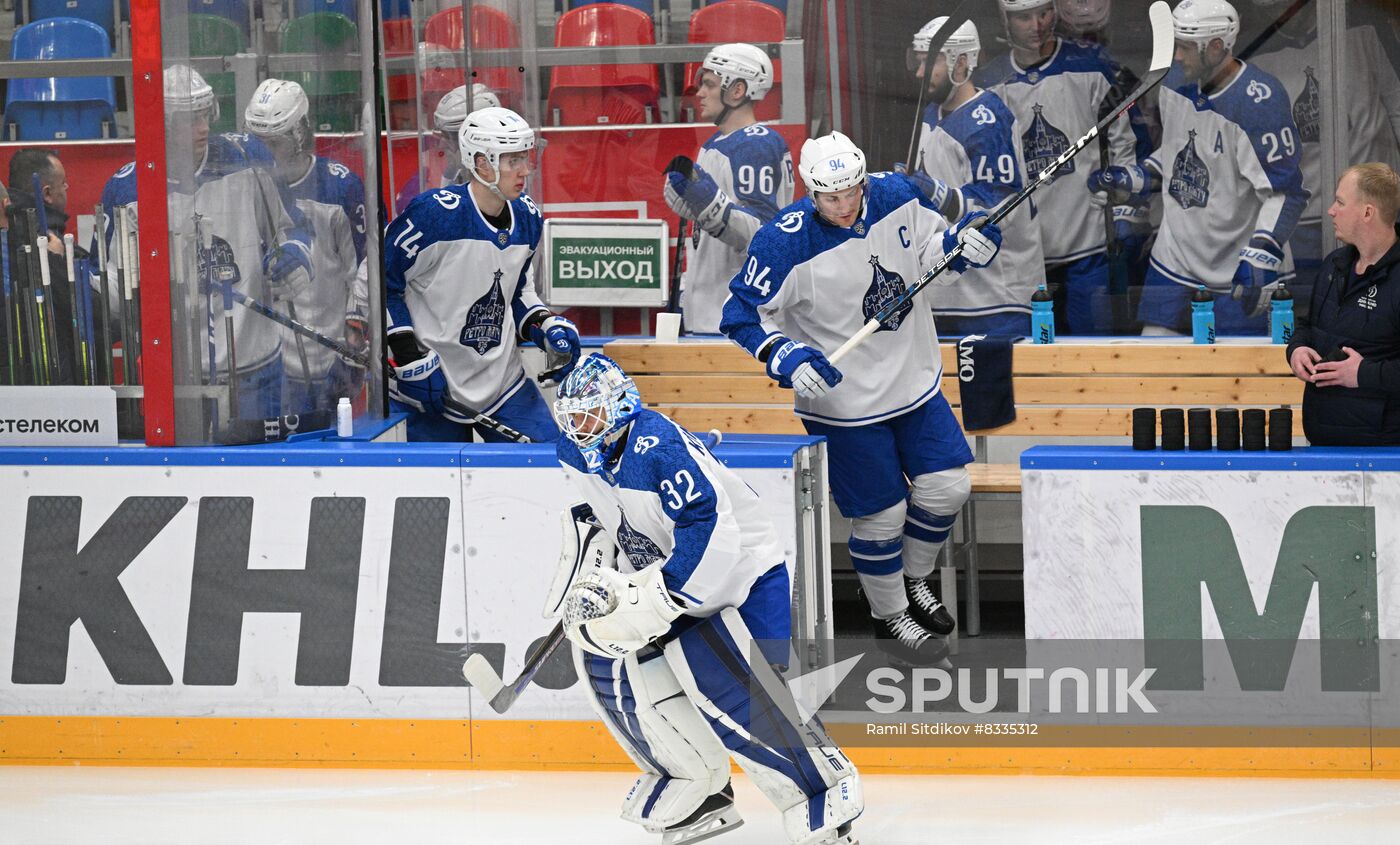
xmin=557 ymin=408 xmax=785 ymax=615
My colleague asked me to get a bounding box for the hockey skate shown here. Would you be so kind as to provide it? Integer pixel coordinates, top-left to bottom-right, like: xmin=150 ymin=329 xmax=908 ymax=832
xmin=870 ymin=610 xmax=949 ymax=666
xmin=661 ymin=782 xmax=743 ymax=845
xmin=810 ymin=822 xmax=859 ymax=844
xmin=904 ymin=576 xmax=956 ymax=635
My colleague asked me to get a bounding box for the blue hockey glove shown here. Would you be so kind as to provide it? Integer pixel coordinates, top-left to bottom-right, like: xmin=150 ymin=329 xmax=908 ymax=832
xmin=388 ymin=341 xmax=448 ymax=415
xmin=942 ymin=211 xmax=1002 ymax=273
xmin=1087 ymin=164 xmax=1155 ymax=207
xmin=1232 ymin=236 xmax=1283 ymax=315
xmin=894 ymin=162 xmax=962 ymax=220
xmin=766 ymin=338 xmax=842 ymax=399
xmin=530 ymin=314 xmax=582 ymax=386
xmin=263 ymin=239 xmax=312 ymax=298
xmin=1111 ymin=204 xmax=1152 ymax=243
xmin=664 ymin=162 xmax=726 ymax=222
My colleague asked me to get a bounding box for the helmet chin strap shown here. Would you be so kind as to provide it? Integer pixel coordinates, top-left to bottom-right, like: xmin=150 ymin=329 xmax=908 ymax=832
xmin=712 ymin=81 xmax=749 ymax=126
xmin=470 ymin=154 xmax=508 ymax=202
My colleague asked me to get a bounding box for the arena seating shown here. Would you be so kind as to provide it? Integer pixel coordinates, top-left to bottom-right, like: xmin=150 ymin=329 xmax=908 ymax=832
xmin=602 ymin=339 xmax=1303 ymax=633
xmin=279 ymin=12 xmax=360 ymax=131
xmin=23 ymin=0 xmax=122 ymax=44
xmin=292 ymin=0 xmax=357 ymax=23
xmin=187 ymin=0 xmax=250 ymax=39
xmin=187 ymin=13 xmax=245 ymax=133
xmin=422 ymin=3 xmax=523 ymax=110
xmin=4 ymin=17 xmax=117 ymax=141
xmin=547 ymin=3 xmax=660 ymax=126
xmin=570 ymin=0 xmax=654 ymax=14
xmin=381 ymin=16 xmax=417 ymax=127
xmin=684 ymin=0 xmax=786 ymax=122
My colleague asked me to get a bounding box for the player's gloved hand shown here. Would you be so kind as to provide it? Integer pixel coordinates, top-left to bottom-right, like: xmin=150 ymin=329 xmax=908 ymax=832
xmin=894 ymin=162 xmax=962 ymax=220
xmin=664 ymin=162 xmax=729 ymax=225
xmin=1232 ymin=235 xmax=1284 ymax=315
xmin=564 ymin=566 xmax=684 ymax=658
xmin=1111 ymin=204 xmax=1152 ymax=243
xmin=263 ymin=239 xmax=312 ymax=299
xmin=1086 ymin=164 xmax=1155 ymax=207
xmin=530 ymin=314 xmax=581 ymax=386
xmin=388 ymin=336 xmax=448 ymax=415
xmin=766 ymin=338 xmax=842 ymax=399
xmin=942 ymin=211 xmax=1002 ymax=273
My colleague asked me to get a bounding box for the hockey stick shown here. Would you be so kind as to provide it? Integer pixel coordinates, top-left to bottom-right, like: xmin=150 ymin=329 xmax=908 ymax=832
xmin=94 ymin=205 xmax=114 ymax=385
xmin=63 ymin=234 xmax=87 ymax=386
xmin=463 ymin=430 xmax=724 ymax=714
xmin=232 ymin=287 xmax=371 ymax=367
xmin=830 ymin=0 xmax=1174 ymax=365
xmin=1 ymin=230 xmax=14 ymax=384
xmin=904 ymin=1 xmax=973 ymax=172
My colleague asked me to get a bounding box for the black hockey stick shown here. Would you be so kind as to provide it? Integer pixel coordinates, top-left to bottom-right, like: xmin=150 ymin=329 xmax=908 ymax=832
xmin=904 ymin=1 xmax=973 ymax=172
xmin=831 ymin=0 xmax=1174 ymax=364
xmin=1 ymin=230 xmax=14 ymax=384
xmin=662 ymin=155 xmax=692 ymax=319
xmin=463 ymin=429 xmax=724 ymax=713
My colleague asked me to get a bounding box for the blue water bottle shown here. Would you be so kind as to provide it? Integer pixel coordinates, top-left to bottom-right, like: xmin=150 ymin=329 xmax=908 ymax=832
xmin=1191 ymin=285 xmax=1215 ymax=345
xmin=1031 ymin=284 xmax=1055 ymax=344
xmin=1270 ymin=283 xmax=1294 ymax=345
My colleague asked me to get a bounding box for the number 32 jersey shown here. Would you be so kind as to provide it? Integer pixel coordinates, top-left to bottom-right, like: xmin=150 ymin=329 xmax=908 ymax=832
xmin=384 ymin=186 xmax=549 ymax=414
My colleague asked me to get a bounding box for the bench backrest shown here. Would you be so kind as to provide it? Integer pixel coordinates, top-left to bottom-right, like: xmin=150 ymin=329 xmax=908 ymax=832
xmin=602 ymin=340 xmax=1302 ymax=437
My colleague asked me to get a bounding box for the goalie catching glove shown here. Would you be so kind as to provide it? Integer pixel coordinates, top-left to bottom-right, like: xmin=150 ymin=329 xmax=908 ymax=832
xmin=563 ymin=565 xmax=685 ymax=658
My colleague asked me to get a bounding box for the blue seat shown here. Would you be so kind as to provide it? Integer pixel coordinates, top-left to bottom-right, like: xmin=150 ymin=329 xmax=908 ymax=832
xmin=294 ymin=0 xmax=356 ymax=23
xmin=4 ymin=17 xmax=117 ymax=141
xmin=187 ymin=0 xmax=249 ymax=38
xmin=380 ymin=0 xmax=412 ymax=20
xmin=24 ymin=0 xmax=122 ymax=43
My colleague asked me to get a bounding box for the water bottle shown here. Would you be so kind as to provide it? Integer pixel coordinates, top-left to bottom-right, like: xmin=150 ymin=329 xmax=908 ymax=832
xmin=1270 ymin=283 xmax=1294 ymax=345
xmin=336 ymin=397 xmax=354 ymax=438
xmin=1191 ymin=285 xmax=1215 ymax=345
xmin=1031 ymin=284 xmax=1055 ymax=344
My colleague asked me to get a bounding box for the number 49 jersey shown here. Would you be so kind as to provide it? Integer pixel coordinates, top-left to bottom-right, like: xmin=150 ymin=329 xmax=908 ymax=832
xmin=384 ymin=185 xmax=548 ymax=414
xmin=558 ymin=408 xmax=785 ymax=615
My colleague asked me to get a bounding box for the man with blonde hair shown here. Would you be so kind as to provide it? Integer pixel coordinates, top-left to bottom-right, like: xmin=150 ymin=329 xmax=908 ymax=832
xmin=1287 ymin=162 xmax=1400 ymax=445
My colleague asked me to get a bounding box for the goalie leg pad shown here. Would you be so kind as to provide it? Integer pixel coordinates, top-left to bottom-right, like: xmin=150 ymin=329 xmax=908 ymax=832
xmin=663 ymin=608 xmax=864 ymax=845
xmin=573 ymin=645 xmax=733 ymax=833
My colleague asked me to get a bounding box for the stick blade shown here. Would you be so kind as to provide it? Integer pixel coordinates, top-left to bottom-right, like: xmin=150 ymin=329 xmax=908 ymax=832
xmin=1146 ymin=1 xmax=1175 ymax=75
xmin=462 ymin=653 xmax=506 ymax=702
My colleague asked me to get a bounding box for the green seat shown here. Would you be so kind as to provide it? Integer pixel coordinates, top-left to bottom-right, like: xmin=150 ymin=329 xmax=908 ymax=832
xmin=279 ymin=12 xmax=361 ymax=131
xmin=187 ymin=14 xmax=245 ymax=133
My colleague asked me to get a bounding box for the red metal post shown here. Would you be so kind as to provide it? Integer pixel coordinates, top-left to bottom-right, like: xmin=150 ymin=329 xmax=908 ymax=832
xmin=129 ymin=0 xmax=176 ymax=445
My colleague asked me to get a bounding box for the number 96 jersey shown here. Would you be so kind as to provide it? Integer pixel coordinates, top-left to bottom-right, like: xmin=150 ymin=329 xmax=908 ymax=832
xmin=557 ymin=408 xmax=785 ymax=616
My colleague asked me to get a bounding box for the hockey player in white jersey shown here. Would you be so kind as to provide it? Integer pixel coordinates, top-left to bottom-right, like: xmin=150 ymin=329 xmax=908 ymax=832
xmin=721 ymin=132 xmax=1003 ymax=661
xmin=1087 ymin=0 xmax=1309 ymax=335
xmin=551 ymin=353 xmax=862 ymax=845
xmin=244 ymin=78 xmax=368 ymax=413
xmin=976 ymin=0 xmax=1148 ymax=334
xmin=97 ymin=65 xmax=314 ymax=420
xmin=1246 ymin=0 xmax=1400 ymax=311
xmin=905 ymin=16 xmax=1044 ymax=336
xmin=662 ymin=43 xmax=794 ymax=334
xmin=384 ymin=106 xmax=580 ymax=443
xmin=392 ymin=83 xmax=501 ymax=216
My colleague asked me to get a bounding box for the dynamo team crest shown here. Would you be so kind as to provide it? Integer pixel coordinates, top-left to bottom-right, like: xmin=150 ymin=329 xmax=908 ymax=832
xmin=460 ymin=270 xmax=506 ymax=355
xmin=863 ymin=255 xmax=913 ymax=333
xmin=617 ymin=510 xmax=664 ymax=569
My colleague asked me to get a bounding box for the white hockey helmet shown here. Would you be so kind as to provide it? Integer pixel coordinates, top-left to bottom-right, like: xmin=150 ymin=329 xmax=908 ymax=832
xmin=1173 ymin=0 xmax=1240 ymax=52
xmin=909 ymin=16 xmax=981 ymax=82
xmin=433 ymin=83 xmax=502 ymax=135
xmin=1056 ymin=0 xmax=1112 ymax=35
xmin=164 ymin=64 xmax=219 ymax=123
xmin=798 ymin=131 xmax=866 ymax=194
xmin=700 ymin=43 xmax=774 ymax=101
xmin=1000 ymin=0 xmax=1057 ymax=13
xmin=459 ymin=106 xmax=536 ymax=195
xmin=244 ymin=78 xmax=312 ymax=151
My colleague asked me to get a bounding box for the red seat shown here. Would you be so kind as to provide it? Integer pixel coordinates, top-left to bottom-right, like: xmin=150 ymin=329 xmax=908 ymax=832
xmin=684 ymin=0 xmax=786 ymax=121
xmin=547 ymin=4 xmax=660 ymax=126
xmin=382 ymin=18 xmax=415 ymax=102
xmin=421 ymin=4 xmax=521 ymax=109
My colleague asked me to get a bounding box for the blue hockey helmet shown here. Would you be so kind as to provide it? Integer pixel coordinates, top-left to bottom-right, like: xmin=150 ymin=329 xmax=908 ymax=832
xmin=553 ymin=354 xmax=643 ymax=469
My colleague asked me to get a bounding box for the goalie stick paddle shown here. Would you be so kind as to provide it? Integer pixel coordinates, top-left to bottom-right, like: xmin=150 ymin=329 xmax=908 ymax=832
xmin=831 ymin=0 xmax=1175 ymax=365
xmin=463 ymin=430 xmax=724 ymax=713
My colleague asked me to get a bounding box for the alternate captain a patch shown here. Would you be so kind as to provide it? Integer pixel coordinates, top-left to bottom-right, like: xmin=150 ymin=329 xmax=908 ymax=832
xmin=460 ymin=269 xmax=506 ymax=354
xmin=616 ymin=509 xmax=664 ymax=569
xmin=863 ymin=254 xmax=913 ymax=332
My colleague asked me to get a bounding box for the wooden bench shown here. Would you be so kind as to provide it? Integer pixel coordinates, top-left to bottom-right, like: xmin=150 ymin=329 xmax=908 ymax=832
xmin=603 ymin=339 xmax=1303 ymax=633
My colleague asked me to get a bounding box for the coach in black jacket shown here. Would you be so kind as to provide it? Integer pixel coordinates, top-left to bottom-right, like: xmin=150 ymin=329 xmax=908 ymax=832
xmin=1287 ymin=163 xmax=1400 ymax=446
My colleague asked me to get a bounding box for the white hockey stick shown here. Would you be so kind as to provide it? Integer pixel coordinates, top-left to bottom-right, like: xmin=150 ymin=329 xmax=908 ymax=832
xmin=463 ymin=430 xmax=724 ymax=714
xmin=830 ymin=0 xmax=1174 ymax=365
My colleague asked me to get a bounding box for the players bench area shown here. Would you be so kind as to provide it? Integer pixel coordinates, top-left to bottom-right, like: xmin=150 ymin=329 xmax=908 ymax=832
xmin=602 ymin=336 xmax=1305 ymax=637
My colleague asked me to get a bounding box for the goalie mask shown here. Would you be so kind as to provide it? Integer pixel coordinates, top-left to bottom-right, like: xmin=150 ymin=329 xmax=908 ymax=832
xmin=553 ymin=354 xmax=643 ymax=472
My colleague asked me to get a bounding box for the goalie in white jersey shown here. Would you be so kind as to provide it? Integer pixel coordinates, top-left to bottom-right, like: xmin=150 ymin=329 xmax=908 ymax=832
xmin=244 ymin=78 xmax=368 ymax=414
xmin=721 ymin=132 xmax=1003 ymax=662
xmin=907 ymin=15 xmax=1046 ymax=336
xmin=976 ymin=0 xmax=1150 ymax=334
xmin=662 ymin=43 xmax=794 ymax=334
xmin=551 ymin=353 xmax=862 ymax=845
xmin=384 ymin=107 xmax=580 ymax=443
xmin=1087 ymin=0 xmax=1309 ymax=335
